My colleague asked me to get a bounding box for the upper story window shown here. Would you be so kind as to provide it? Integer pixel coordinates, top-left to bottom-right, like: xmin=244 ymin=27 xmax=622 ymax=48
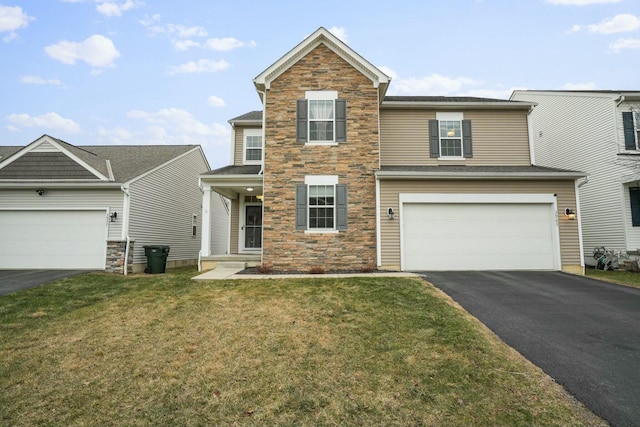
xmin=297 ymin=91 xmax=346 ymax=145
xmin=429 ymin=113 xmax=473 ymax=159
xmin=623 ymin=111 xmax=640 ymax=151
xmin=243 ymin=129 xmax=262 ymax=164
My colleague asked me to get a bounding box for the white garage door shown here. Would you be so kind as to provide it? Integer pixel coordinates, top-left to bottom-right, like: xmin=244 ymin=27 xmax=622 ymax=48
xmin=402 ymin=202 xmax=558 ymax=271
xmin=0 ymin=210 xmax=107 ymax=269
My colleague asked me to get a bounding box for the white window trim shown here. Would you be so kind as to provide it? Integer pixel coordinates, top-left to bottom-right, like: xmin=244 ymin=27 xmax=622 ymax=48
xmin=305 ymin=91 xmax=339 ymax=146
xmin=436 ymin=112 xmax=465 ymax=160
xmin=304 ymin=175 xmax=339 ymax=233
xmin=634 ymin=112 xmax=640 ymax=150
xmin=243 ymin=128 xmax=262 ymax=165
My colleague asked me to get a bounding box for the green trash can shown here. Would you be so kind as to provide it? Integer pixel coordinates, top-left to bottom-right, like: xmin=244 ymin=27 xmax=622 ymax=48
xmin=143 ymin=245 xmax=170 ymax=274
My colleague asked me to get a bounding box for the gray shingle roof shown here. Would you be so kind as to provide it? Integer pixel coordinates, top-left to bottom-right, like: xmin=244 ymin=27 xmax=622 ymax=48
xmin=202 ymin=165 xmax=261 ymax=176
xmin=0 ymin=137 xmax=202 ymax=182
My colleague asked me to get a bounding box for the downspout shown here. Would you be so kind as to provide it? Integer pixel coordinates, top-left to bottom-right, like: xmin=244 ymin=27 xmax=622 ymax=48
xmin=578 ymin=174 xmax=590 ymax=188
xmin=121 ymin=184 xmax=132 ymax=275
xmin=527 ymin=104 xmax=537 ymax=165
xmin=616 ymin=95 xmax=626 ymax=107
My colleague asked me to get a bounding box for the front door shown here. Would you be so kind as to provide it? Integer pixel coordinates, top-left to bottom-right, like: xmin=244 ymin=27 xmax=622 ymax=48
xmin=244 ymin=204 xmax=262 ymax=250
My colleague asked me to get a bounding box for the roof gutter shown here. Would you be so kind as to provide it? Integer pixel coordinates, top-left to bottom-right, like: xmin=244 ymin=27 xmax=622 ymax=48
xmin=0 ymin=181 xmax=122 ymax=189
xmin=374 ymin=170 xmax=587 ymax=180
xmin=382 ymin=101 xmax=536 ymax=110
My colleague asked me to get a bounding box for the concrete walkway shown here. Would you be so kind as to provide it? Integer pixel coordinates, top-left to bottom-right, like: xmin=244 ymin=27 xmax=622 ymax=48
xmin=192 ymin=267 xmax=418 ymax=280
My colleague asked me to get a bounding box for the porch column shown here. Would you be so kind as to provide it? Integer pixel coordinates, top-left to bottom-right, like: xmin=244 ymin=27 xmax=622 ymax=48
xmin=200 ymin=183 xmax=212 ymax=257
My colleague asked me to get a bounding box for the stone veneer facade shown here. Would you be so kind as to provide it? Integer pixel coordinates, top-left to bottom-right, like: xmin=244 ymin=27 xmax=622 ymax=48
xmin=106 ymin=240 xmax=134 ymax=274
xmin=262 ymin=44 xmax=379 ymax=272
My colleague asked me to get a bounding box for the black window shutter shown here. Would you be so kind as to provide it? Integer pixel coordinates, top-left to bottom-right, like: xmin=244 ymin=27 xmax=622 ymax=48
xmin=462 ymin=120 xmax=473 ymax=158
xmin=336 ymin=184 xmax=348 ymax=230
xmin=631 ymin=187 xmax=640 ymax=227
xmin=429 ymin=119 xmax=439 ymax=158
xmin=623 ymin=112 xmax=636 ymax=150
xmin=295 ymin=184 xmax=307 ymax=230
xmin=335 ymin=99 xmax=347 ymax=142
xmin=296 ymin=99 xmax=308 ymax=143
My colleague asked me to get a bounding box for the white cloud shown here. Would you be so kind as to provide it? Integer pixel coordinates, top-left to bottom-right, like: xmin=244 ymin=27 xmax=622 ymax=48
xmin=610 ymin=37 xmax=640 ymax=52
xmin=327 ymin=26 xmax=348 ymax=42
xmin=570 ymin=14 xmax=640 ymax=34
xmin=559 ymin=82 xmax=599 ymax=90
xmin=377 ymin=66 xmax=398 ymax=80
xmin=389 ymin=73 xmax=482 ymax=96
xmin=207 ymin=96 xmax=226 ymax=107
xmin=174 ymin=39 xmax=201 ymax=51
xmin=45 ymin=34 xmax=120 ymax=67
xmin=204 ymin=37 xmax=256 ymax=51
xmin=0 ymin=5 xmax=34 ymax=41
xmin=96 ymin=0 xmax=141 ymax=17
xmin=102 ymin=107 xmax=230 ymax=146
xmin=5 ymin=112 xmax=81 ymax=133
xmin=167 ymin=59 xmax=230 ymax=75
xmin=546 ymin=0 xmax=622 ymax=4
xmin=20 ymin=75 xmax=62 ymax=86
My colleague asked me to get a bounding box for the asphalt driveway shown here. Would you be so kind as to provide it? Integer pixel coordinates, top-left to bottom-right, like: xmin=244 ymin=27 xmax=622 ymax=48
xmin=421 ymin=270 xmax=640 ymax=427
xmin=0 ymin=270 xmax=88 ymax=296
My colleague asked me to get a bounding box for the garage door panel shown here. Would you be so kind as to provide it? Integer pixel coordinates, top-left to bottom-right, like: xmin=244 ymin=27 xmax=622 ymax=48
xmin=0 ymin=210 xmax=106 ymax=269
xmin=403 ymin=203 xmax=557 ymax=271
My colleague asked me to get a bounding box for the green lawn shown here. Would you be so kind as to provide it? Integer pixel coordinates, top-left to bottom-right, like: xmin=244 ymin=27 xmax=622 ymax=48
xmin=586 ymin=267 xmax=640 ymax=288
xmin=0 ymin=268 xmax=605 ymax=426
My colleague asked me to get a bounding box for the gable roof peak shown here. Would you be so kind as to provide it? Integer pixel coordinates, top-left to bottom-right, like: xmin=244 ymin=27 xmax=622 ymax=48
xmin=253 ymin=27 xmax=390 ymax=102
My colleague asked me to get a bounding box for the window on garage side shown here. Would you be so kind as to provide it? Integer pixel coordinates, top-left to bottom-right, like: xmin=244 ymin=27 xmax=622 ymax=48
xmin=429 ymin=112 xmax=473 ymax=159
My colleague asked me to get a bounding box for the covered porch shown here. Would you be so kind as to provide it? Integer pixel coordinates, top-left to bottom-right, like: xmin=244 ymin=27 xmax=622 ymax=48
xmin=199 ymin=165 xmax=263 ymax=271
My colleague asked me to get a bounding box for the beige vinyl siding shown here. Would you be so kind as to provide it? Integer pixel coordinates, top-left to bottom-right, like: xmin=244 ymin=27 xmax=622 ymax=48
xmin=230 ymin=197 xmax=239 ymax=254
xmin=128 ymin=149 xmax=209 ymax=265
xmin=380 ymin=109 xmax=531 ymax=166
xmin=379 ymin=179 xmax=580 ymax=270
xmin=511 ymin=91 xmax=631 ymax=255
xmin=0 ymin=188 xmax=123 ymax=240
xmin=233 ymin=126 xmax=261 ymax=166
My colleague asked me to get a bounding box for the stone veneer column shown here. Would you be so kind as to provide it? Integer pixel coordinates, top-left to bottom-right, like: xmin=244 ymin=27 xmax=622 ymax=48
xmin=105 ymin=240 xmax=134 ymax=274
xmin=262 ymin=44 xmax=379 ymax=272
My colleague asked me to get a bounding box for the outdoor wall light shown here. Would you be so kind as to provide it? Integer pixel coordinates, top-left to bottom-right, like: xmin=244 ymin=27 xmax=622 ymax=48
xmin=388 ymin=207 xmax=395 ymax=220
xmin=564 ymin=208 xmax=576 ymax=220
xmin=35 ymin=188 xmax=46 ymax=196
xmin=246 ymin=187 xmax=254 ymax=192
xmin=110 ymin=212 xmax=118 ymax=222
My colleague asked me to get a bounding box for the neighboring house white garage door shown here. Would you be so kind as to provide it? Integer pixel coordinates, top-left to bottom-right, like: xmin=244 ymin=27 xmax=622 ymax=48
xmin=0 ymin=210 xmax=107 ymax=269
xmin=401 ymin=194 xmax=560 ymax=271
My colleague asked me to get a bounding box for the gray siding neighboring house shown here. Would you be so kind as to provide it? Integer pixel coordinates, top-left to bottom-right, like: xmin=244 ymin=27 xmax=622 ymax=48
xmin=510 ymin=90 xmax=640 ymax=264
xmin=0 ymin=134 xmax=228 ymax=273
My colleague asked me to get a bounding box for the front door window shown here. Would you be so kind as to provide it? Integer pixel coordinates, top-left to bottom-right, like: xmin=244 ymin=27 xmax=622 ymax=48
xmin=244 ymin=205 xmax=262 ymax=249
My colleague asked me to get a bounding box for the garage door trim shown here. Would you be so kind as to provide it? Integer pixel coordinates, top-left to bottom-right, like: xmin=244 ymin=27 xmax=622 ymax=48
xmin=398 ymin=193 xmax=560 ymax=271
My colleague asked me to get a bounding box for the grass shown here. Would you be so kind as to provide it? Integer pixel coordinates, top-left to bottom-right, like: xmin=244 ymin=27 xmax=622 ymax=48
xmin=0 ymin=267 xmax=605 ymax=426
xmin=586 ymin=267 xmax=640 ymax=288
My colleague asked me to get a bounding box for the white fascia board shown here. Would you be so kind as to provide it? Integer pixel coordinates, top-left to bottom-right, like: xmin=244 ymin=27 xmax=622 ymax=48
xmin=199 ymin=174 xmax=263 ymax=186
xmin=0 ymin=181 xmax=122 ymax=188
xmin=375 ymin=170 xmax=587 ymax=180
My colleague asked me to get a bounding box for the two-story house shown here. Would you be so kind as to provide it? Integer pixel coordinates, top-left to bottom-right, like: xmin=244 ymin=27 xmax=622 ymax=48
xmin=511 ymin=90 xmax=640 ymax=265
xmin=199 ymin=27 xmax=585 ymax=274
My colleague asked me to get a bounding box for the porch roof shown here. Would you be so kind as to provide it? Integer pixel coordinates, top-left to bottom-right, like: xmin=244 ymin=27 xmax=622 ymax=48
xmin=200 ymin=164 xmax=262 ymax=199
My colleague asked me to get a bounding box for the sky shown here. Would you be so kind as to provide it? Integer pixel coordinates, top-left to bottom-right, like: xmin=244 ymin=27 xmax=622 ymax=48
xmin=1 ymin=0 xmax=639 ymax=169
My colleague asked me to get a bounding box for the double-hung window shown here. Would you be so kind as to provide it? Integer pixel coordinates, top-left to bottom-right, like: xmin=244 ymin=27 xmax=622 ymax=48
xmin=429 ymin=112 xmax=473 ymax=159
xmin=623 ymin=111 xmax=640 ymax=151
xmin=243 ymin=129 xmax=262 ymax=164
xmin=297 ymin=91 xmax=347 ymax=144
xmin=296 ymin=176 xmax=347 ymax=232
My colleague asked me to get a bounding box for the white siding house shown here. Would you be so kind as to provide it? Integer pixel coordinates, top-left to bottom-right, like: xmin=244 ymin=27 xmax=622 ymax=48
xmin=0 ymin=134 xmax=228 ymax=273
xmin=511 ymin=90 xmax=640 ymax=264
